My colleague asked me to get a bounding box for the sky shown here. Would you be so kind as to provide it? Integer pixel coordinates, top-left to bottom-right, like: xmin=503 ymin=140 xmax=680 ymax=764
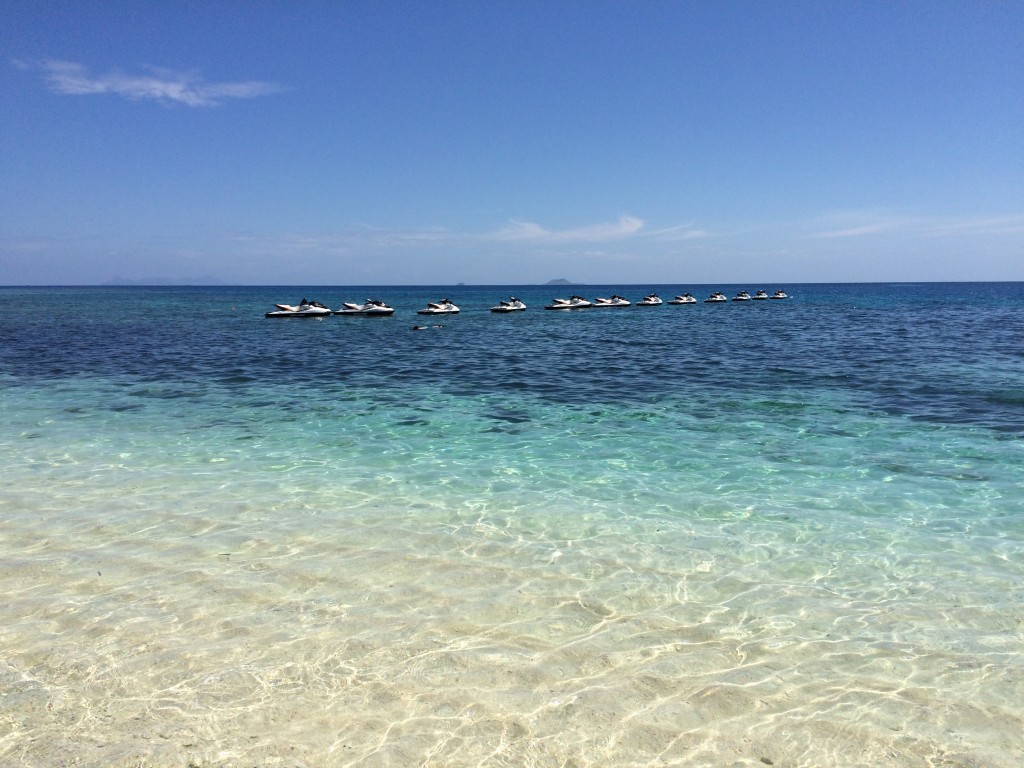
xmin=2 ymin=0 xmax=1022 ymax=285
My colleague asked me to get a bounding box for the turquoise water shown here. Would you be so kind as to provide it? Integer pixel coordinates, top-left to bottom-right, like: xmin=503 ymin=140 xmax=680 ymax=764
xmin=1 ymin=283 xmax=1022 ymax=766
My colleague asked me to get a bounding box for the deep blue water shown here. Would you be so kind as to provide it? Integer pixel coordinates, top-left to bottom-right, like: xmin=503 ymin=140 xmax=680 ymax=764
xmin=3 ymin=283 xmax=1023 ymax=430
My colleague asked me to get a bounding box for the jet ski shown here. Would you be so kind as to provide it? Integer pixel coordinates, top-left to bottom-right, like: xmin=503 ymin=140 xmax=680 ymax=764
xmin=668 ymin=293 xmax=697 ymax=304
xmin=592 ymin=294 xmax=631 ymax=308
xmin=771 ymin=290 xmax=789 ymax=299
xmin=334 ymin=299 xmax=395 ymax=316
xmin=704 ymin=292 xmax=728 ymax=303
xmin=417 ymin=298 xmax=459 ymax=315
xmin=490 ymin=296 xmax=527 ymax=312
xmin=732 ymin=291 xmax=751 ymax=301
xmin=545 ymin=295 xmax=592 ymax=310
xmin=265 ymin=299 xmax=332 ymax=318
xmin=752 ymin=290 xmax=769 ymax=300
xmin=635 ymin=293 xmax=663 ymax=306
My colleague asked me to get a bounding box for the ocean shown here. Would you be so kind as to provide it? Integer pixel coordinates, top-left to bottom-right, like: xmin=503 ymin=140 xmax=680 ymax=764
xmin=1 ymin=283 xmax=1021 ymax=767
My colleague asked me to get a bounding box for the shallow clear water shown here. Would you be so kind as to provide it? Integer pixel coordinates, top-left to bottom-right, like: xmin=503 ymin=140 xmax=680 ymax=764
xmin=1 ymin=283 xmax=1022 ymax=766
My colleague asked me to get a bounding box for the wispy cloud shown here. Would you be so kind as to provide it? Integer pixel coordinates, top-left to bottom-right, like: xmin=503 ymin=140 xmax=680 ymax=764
xmin=18 ymin=59 xmax=283 ymax=107
xmin=647 ymin=223 xmax=711 ymax=241
xmin=807 ymin=212 xmax=911 ymax=239
xmin=226 ymin=215 xmax=712 ymax=254
xmin=494 ymin=216 xmax=645 ymax=243
xmin=0 ymin=237 xmax=57 ymax=253
xmin=918 ymin=214 xmax=1024 ymax=238
xmin=808 ymin=211 xmax=1024 ymax=239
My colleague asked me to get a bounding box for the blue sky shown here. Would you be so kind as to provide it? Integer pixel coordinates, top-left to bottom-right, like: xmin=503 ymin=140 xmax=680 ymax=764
xmin=3 ymin=0 xmax=1022 ymax=285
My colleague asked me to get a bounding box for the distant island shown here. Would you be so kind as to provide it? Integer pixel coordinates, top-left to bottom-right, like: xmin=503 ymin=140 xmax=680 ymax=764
xmin=546 ymin=278 xmax=577 ymax=285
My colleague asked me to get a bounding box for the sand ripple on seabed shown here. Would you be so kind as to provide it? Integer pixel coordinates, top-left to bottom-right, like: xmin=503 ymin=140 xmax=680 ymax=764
xmin=1 ymin=509 xmax=1021 ymax=768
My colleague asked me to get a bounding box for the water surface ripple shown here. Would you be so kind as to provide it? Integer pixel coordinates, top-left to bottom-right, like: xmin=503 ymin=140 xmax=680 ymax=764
xmin=1 ymin=283 xmax=1022 ymax=767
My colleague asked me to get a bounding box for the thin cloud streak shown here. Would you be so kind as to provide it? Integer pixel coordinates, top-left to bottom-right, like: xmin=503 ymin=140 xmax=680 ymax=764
xmin=647 ymin=223 xmax=712 ymax=241
xmin=808 ymin=212 xmax=1024 ymax=240
xmin=811 ymin=222 xmax=903 ymax=238
xmin=919 ymin=215 xmax=1024 ymax=238
xmin=806 ymin=212 xmax=910 ymax=239
xmin=23 ymin=59 xmax=283 ymax=106
xmin=228 ymin=215 xmax=708 ymax=254
xmin=495 ymin=216 xmax=645 ymax=243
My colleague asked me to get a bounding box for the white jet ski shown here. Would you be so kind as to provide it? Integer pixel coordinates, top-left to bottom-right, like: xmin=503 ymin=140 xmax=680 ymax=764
xmin=334 ymin=299 xmax=395 ymax=316
xmin=752 ymin=290 xmax=769 ymax=300
xmin=704 ymin=292 xmax=728 ymax=303
xmin=417 ymin=299 xmax=459 ymax=315
xmin=592 ymin=294 xmax=631 ymax=308
xmin=732 ymin=291 xmax=751 ymax=301
xmin=669 ymin=293 xmax=697 ymax=304
xmin=635 ymin=293 xmax=663 ymax=306
xmin=490 ymin=296 xmax=526 ymax=312
xmin=265 ymin=299 xmax=333 ymax=318
xmin=771 ymin=290 xmax=789 ymax=299
xmin=545 ymin=295 xmax=592 ymax=310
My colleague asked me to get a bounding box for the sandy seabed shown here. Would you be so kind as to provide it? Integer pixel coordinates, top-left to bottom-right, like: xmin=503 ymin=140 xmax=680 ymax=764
xmin=2 ymin=494 xmax=1021 ymax=768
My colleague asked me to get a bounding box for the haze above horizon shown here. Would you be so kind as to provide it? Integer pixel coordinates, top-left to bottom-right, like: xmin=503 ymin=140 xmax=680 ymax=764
xmin=3 ymin=1 xmax=1022 ymax=286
